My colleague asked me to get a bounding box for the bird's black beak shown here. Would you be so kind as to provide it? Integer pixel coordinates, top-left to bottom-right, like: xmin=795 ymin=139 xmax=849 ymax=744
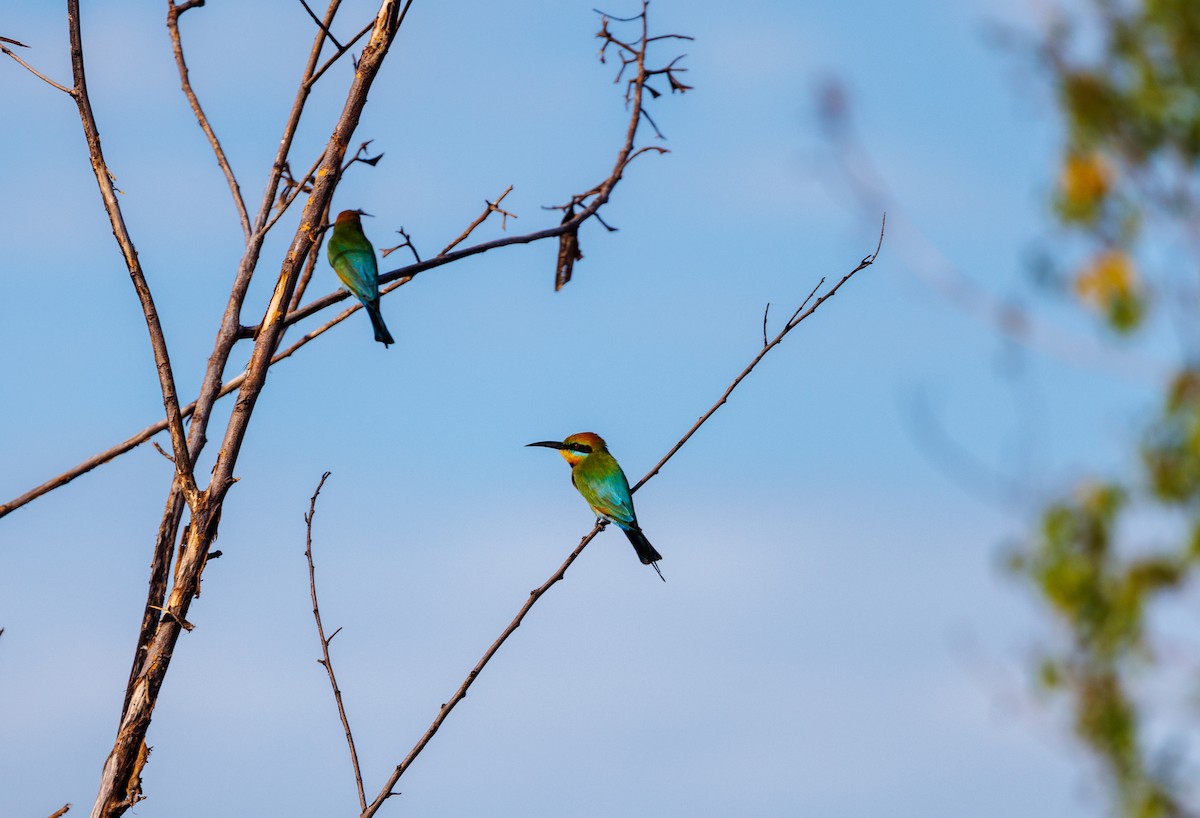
xmin=355 ymin=209 xmax=374 ymax=217
xmin=526 ymin=441 xmax=566 ymax=450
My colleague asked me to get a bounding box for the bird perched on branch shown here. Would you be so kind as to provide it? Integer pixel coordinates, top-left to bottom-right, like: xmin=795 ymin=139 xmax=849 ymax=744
xmin=327 ymin=209 xmax=394 ymax=347
xmin=527 ymin=432 xmax=664 ymax=581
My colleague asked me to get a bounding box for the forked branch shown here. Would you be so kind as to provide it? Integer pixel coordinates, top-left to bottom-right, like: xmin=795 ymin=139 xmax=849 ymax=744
xmin=1 ymin=1 xmax=686 ymax=521
xmin=0 ymin=36 xmax=74 ymax=95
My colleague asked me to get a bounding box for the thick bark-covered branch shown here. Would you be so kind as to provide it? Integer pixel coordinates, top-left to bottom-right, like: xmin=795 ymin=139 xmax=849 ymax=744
xmin=115 ymin=0 xmax=348 ymax=738
xmin=2 ymin=0 xmax=683 ymax=522
xmin=88 ymin=4 xmax=410 ymax=817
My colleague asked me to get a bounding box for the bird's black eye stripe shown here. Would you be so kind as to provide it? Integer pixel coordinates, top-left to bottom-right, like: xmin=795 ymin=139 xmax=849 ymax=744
xmin=570 ymin=444 xmax=592 ymax=453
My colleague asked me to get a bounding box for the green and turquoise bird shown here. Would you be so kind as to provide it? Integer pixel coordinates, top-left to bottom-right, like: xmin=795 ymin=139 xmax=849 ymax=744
xmin=527 ymin=432 xmax=664 ymax=580
xmin=327 ymin=209 xmax=394 ymax=347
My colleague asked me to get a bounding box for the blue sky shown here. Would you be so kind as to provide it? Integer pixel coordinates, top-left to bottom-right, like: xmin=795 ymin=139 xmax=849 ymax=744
xmin=0 ymin=1 xmax=1164 ymax=816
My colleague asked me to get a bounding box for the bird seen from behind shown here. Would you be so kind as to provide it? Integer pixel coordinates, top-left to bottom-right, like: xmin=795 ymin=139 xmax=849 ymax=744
xmin=327 ymin=208 xmax=395 ymax=347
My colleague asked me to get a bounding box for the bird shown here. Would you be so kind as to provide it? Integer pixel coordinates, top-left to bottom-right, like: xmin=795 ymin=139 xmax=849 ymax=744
xmin=327 ymin=209 xmax=395 ymax=347
xmin=527 ymin=432 xmax=664 ymax=580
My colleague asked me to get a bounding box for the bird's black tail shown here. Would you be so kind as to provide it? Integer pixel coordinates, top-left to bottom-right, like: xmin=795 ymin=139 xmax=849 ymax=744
xmin=622 ymin=526 xmax=665 ymax=581
xmin=365 ymin=299 xmax=395 ymax=347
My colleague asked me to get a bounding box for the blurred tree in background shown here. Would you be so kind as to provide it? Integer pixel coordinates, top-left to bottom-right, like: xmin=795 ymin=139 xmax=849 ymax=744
xmin=1019 ymin=1 xmax=1200 ymax=814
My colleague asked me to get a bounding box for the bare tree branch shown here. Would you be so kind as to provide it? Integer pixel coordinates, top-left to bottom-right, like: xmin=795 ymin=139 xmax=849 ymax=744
xmin=439 ymin=185 xmax=516 ymax=256
xmin=635 ymin=216 xmax=884 ymax=493
xmin=1 ymin=36 xmax=74 ymax=95
xmin=66 ymin=0 xmax=198 ymax=508
xmin=167 ymin=0 xmax=252 ymax=242
xmin=47 ymin=804 xmax=71 ymax=818
xmin=268 ymin=148 xmax=327 ymax=237
xmin=88 ymin=3 xmax=412 ymax=816
xmin=298 ymin=0 xmax=343 ymax=49
xmin=361 ymin=222 xmax=883 ymax=816
xmin=304 ymin=472 xmax=367 ymax=811
xmin=0 ymin=276 xmax=413 ymax=522
xmin=2 ymin=0 xmax=684 ymax=522
xmin=380 ymin=227 xmax=421 ymax=261
xmin=116 ymin=0 xmax=351 ymax=726
xmin=306 ymin=19 xmax=375 ymax=88
xmin=359 ymin=523 xmax=604 ymax=817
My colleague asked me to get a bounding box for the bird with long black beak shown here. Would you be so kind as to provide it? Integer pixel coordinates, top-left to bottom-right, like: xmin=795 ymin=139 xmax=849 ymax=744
xmin=528 ymin=432 xmax=664 ymax=581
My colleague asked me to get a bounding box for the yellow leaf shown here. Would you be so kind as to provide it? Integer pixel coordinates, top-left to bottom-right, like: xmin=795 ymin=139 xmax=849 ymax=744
xmin=1060 ymin=151 xmax=1112 ymax=210
xmin=1074 ymin=250 xmax=1136 ymax=305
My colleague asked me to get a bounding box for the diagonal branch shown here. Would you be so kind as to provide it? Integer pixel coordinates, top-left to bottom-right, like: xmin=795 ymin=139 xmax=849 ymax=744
xmin=360 ymin=221 xmax=883 ymax=816
xmin=359 ymin=523 xmax=605 ymax=817
xmin=305 ymin=472 xmax=367 ymax=812
xmin=0 ymin=276 xmax=413 ymax=521
xmin=298 ymin=0 xmax=343 ymax=49
xmin=167 ymin=0 xmax=251 ymax=242
xmin=633 ymin=216 xmax=885 ymax=492
xmin=1 ymin=36 xmax=74 ymax=95
xmin=439 ymin=185 xmax=516 ymax=256
xmin=66 ymin=0 xmax=197 ymax=506
xmin=306 ymin=19 xmax=376 ymax=89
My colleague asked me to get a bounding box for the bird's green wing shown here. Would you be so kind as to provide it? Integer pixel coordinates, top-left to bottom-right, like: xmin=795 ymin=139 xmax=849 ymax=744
xmin=575 ymin=454 xmax=637 ymax=527
xmin=328 ymin=226 xmax=380 ymax=302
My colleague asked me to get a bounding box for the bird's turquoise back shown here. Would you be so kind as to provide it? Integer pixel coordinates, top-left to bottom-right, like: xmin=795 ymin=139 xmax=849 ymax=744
xmin=572 ymin=450 xmax=637 ymax=528
xmin=327 ymin=225 xmax=379 ymax=303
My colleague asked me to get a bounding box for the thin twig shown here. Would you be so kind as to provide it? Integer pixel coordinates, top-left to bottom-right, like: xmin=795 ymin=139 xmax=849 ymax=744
xmin=380 ymin=227 xmax=421 ymax=261
xmin=167 ymin=0 xmax=252 ymax=242
xmin=298 ymin=0 xmax=343 ymax=49
xmin=306 ymin=18 xmax=378 ymax=89
xmin=439 ymin=185 xmax=516 ymax=256
xmin=634 ymin=225 xmax=882 ymax=494
xmin=1 ymin=39 xmax=74 ymax=95
xmin=361 ymin=221 xmax=883 ymax=816
xmin=304 ymin=472 xmax=367 ymax=811
xmin=267 ymin=148 xmax=327 ymax=236
xmin=47 ymin=805 xmax=71 ymax=818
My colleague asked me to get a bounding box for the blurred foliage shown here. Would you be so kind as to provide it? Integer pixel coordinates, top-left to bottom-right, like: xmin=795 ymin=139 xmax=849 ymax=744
xmin=1045 ymin=0 xmax=1200 ymax=335
xmin=1073 ymin=249 xmax=1144 ymax=332
xmin=1018 ymin=483 xmax=1192 ymax=816
xmin=1145 ymin=370 xmax=1200 ymax=502
xmin=1021 ymin=1 xmax=1200 ymax=815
